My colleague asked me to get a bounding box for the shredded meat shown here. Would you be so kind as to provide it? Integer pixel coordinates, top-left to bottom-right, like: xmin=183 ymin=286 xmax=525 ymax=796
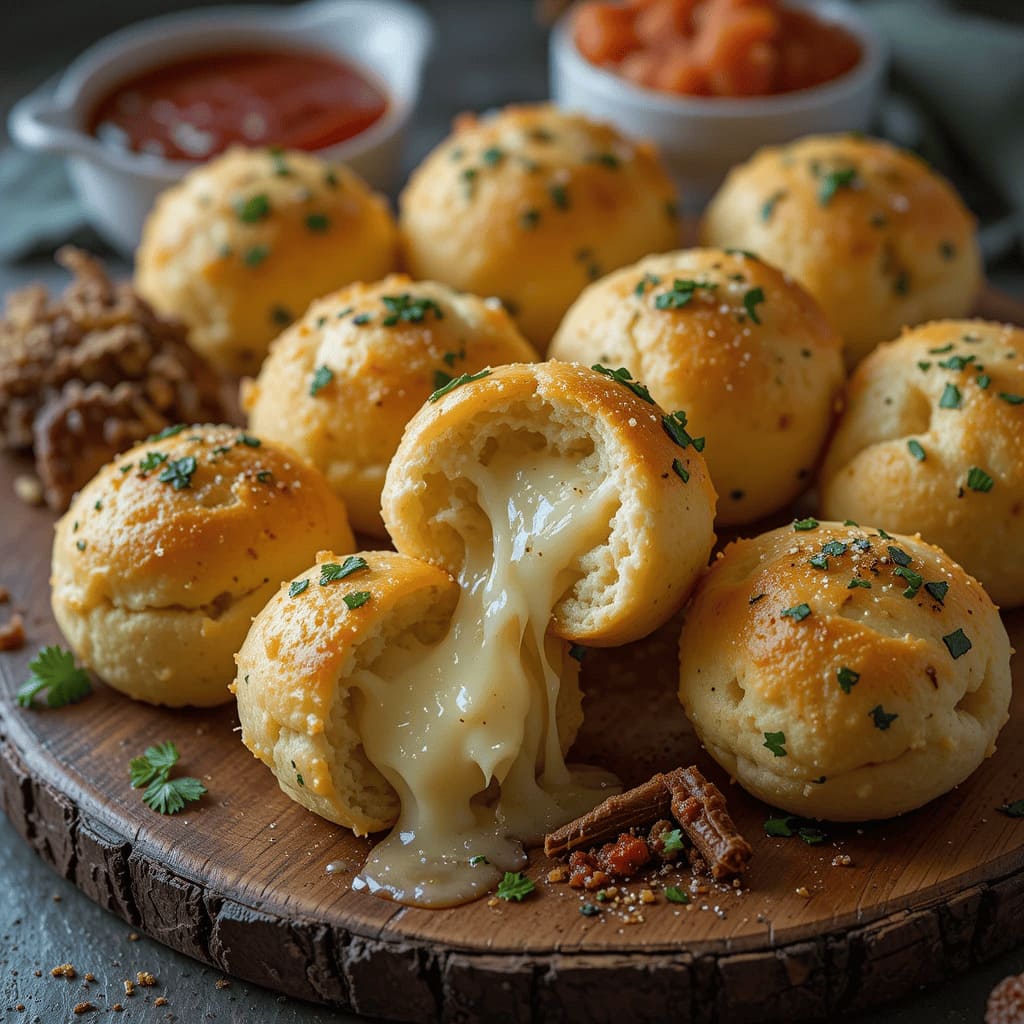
xmin=0 ymin=248 xmax=224 ymax=509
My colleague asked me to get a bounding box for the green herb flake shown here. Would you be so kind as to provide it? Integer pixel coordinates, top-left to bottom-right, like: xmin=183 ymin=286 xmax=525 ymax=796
xmin=664 ymin=886 xmax=691 ymax=904
xmin=482 ymin=146 xmax=505 ymax=166
xmin=343 ymin=590 xmax=371 ymax=610
xmin=925 ymin=580 xmax=949 ymax=603
xmin=938 ymin=354 xmax=975 ymax=371
xmin=93 ymin=500 xmax=102 ymax=511
xmin=138 ymin=451 xmax=168 ymax=474
xmin=764 ymin=815 xmax=795 ymax=837
xmin=320 ymin=556 xmax=369 ymax=585
xmin=743 ymin=286 xmax=765 ymax=324
xmin=976 ymin=374 xmax=992 ymax=389
xmin=661 ymin=828 xmax=684 ymax=854
xmin=869 ymin=705 xmax=899 ymax=731
xmin=336 ymin=306 xmax=354 ymax=319
xmin=799 ymin=826 xmax=827 ymax=845
xmin=908 ymin=439 xmax=926 ymax=462
xmin=749 ymin=593 xmax=766 ymax=605
xmin=939 ymin=383 xmax=962 ymax=409
xmin=894 ymin=565 xmax=923 ymax=598
xmin=269 ymin=148 xmax=291 ymax=176
xmin=433 ymin=369 xmax=454 ymax=391
xmin=148 ymin=423 xmax=186 ymax=442
xmin=310 ymin=365 xmax=334 ymax=396
xmin=793 ymin=517 xmax=819 ymax=531
xmin=661 ymin=409 xmax=696 ymax=449
xmin=16 ymin=646 xmax=92 ymax=709
xmin=761 ymin=190 xmax=787 ymax=222
xmin=381 ymin=293 xmax=445 ymax=327
xmin=822 ymin=540 xmax=847 ymax=557
xmin=725 ymin=248 xmax=759 ymax=261
xmin=653 ymin=277 xmax=715 ymax=310
xmin=157 ymin=455 xmax=197 ymax=491
xmin=549 ymin=183 xmax=569 ymax=210
xmin=998 ymin=800 xmax=1024 ymax=819
xmin=672 ymin=458 xmax=690 ymax=484
xmin=848 ymin=578 xmax=872 ymax=589
xmin=763 ymin=730 xmax=787 ymax=756
xmin=635 ymin=273 xmax=663 ymax=299
xmin=585 ymin=152 xmax=620 ymax=169
xmin=305 ymin=212 xmax=330 ymax=233
xmin=496 ymin=871 xmax=535 ymax=901
xmin=75 ymin=539 xmax=86 ymax=552
xmin=243 ymin=244 xmax=269 ymax=268
xmin=470 ymin=855 xmax=489 ymax=866
xmin=591 ymin=364 xmax=654 ymax=403
xmin=235 ymin=193 xmax=270 ymax=222
xmin=568 ymin=644 xmax=587 ymax=662
xmin=352 ymin=313 xmax=372 ymax=326
xmin=837 ymin=666 xmax=860 ymax=694
xmin=818 ymin=167 xmax=859 ymax=205
xmin=270 ymin=304 xmax=293 ymax=327
xmin=520 ymin=208 xmax=541 ymax=230
xmin=929 ymin=343 xmax=954 ymax=354
xmin=428 ymin=368 xmax=491 ymax=403
xmin=289 ymin=579 xmax=310 ymax=598
xmin=966 ymin=466 xmax=994 ymax=492
xmin=460 ymin=167 xmax=478 ymax=198
xmin=876 ymin=528 xmax=894 ymax=539
xmin=580 ymin=902 xmax=600 ymax=916
xmin=781 ymin=603 xmax=811 ymax=622
xmin=237 ymin=433 xmax=261 ymax=448
xmin=918 ymin=361 xmax=932 ymax=372
xmin=998 ymin=391 xmax=1024 ymax=405
xmin=943 ymin=628 xmax=972 ymax=659
xmin=809 ymin=553 xmax=829 ymax=570
xmin=887 ymin=545 xmax=912 ymax=567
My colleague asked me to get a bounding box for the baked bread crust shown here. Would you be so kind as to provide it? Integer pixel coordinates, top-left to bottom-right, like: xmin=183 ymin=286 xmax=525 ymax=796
xmin=550 ymin=248 xmax=844 ymax=525
xmin=51 ymin=424 xmax=354 ymax=706
xmin=820 ymin=320 xmax=1024 ymax=608
xmin=678 ymin=521 xmax=1012 ymax=821
xmin=243 ymin=275 xmax=538 ymax=536
xmin=701 ymin=134 xmax=981 ymax=367
xmin=399 ymin=104 xmax=679 ymax=349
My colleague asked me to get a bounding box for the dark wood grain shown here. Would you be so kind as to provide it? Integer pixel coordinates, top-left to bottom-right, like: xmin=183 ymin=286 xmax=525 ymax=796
xmin=1 ymin=290 xmax=1023 ymax=1023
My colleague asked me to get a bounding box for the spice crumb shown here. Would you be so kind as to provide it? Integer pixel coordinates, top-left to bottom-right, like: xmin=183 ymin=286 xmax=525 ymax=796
xmin=14 ymin=475 xmax=43 ymax=506
xmin=52 ymin=894 xmax=61 ymax=903
xmin=15 ymin=1004 xmax=24 ymax=1012
xmin=486 ymin=897 xmax=499 ymax=908
xmin=72 ymin=1003 xmax=96 ymax=1015
xmin=154 ymin=997 xmax=168 ymax=1006
xmin=84 ymin=972 xmax=96 ymax=983
xmin=639 ymin=889 xmax=655 ymax=904
xmin=112 ymin=1005 xmax=123 ymax=1013
xmin=795 ymin=886 xmax=811 ymax=898
xmin=832 ymin=854 xmax=853 ymax=868
xmin=547 ymin=866 xmax=567 ymax=883
xmin=127 ymin=933 xmax=140 ymax=942
xmin=33 ymin=970 xmax=41 ymax=978
xmin=51 ymin=963 xmax=76 ymax=979
xmin=214 ymin=978 xmax=231 ymax=990
xmin=136 ymin=971 xmax=157 ymax=987
xmin=123 ymin=980 xmax=135 ymax=997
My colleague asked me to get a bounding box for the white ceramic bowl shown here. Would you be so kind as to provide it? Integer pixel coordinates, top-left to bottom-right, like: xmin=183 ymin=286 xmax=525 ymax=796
xmin=8 ymin=0 xmax=433 ymax=255
xmin=551 ymin=0 xmax=887 ymax=212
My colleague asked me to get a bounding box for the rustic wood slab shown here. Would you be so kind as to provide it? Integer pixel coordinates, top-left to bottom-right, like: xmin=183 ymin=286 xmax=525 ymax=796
xmin=1 ymin=289 xmax=1023 ymax=1023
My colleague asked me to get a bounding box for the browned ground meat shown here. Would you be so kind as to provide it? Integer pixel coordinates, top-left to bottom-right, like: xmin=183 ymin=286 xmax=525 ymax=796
xmin=0 ymin=247 xmax=224 ymax=509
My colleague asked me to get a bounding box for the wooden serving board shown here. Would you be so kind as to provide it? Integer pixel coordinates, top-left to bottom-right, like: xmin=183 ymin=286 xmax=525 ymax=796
xmin=1 ymin=289 xmax=1023 ymax=1024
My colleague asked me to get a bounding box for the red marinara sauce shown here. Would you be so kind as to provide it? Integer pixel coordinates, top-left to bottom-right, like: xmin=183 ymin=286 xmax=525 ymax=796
xmin=88 ymin=49 xmax=388 ymax=161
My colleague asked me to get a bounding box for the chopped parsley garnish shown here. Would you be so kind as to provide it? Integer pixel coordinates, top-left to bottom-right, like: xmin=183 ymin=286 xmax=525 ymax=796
xmin=235 ymin=193 xmax=270 ymax=222
xmin=822 ymin=540 xmax=847 ymax=557
xmin=319 ymin=556 xmax=369 ymax=585
xmin=580 ymin=902 xmax=600 ymax=916
xmin=876 ymin=528 xmax=894 ymax=539
xmin=336 ymin=306 xmax=354 ymax=319
xmin=938 ymin=354 xmax=975 ymax=371
xmin=844 ymin=519 xmax=860 ymax=527
xmin=869 ymin=705 xmax=898 ymax=730
xmin=433 ymin=369 xmax=453 ymax=391
xmin=129 ymin=741 xmax=207 ymax=815
xmin=761 ymin=190 xmax=787 ymax=222
xmin=158 ymin=455 xmax=197 ymax=490
xmin=966 ymin=466 xmax=994 ymax=492
xmin=793 ymin=517 xmax=819 ymax=531
xmin=343 ymin=590 xmax=371 ymax=610
xmin=887 ymin=545 xmax=912 ymax=567
xmin=568 ymin=644 xmax=587 ymax=662
xmin=291 ymin=760 xmax=304 ymax=787
xmin=634 ymin=272 xmax=662 ymax=297
xmin=243 ymin=244 xmax=269 ymax=267
xmin=148 ymin=423 xmax=186 ymax=442
xmin=270 ymin=305 xmax=292 ymax=326
xmin=381 ymin=293 xmax=444 ymax=327
xmin=460 ymin=167 xmax=478 ymax=197
xmin=496 ymin=871 xmax=535 ymax=901
xmin=653 ymin=278 xmax=715 ymax=311
xmin=549 ymin=183 xmax=569 ymax=210
xmin=894 ymin=565 xmax=923 ymax=599
xmin=924 ymin=580 xmax=949 ymax=603
xmin=75 ymin=539 xmax=86 ymax=552
xmin=976 ymin=374 xmax=991 ymax=389
xmin=999 ymin=391 xmax=1024 ymax=405
xmin=255 ymin=470 xmax=273 ymax=483
xmin=585 ymin=152 xmax=620 ymax=169
xmin=310 ymin=365 xmax=334 ymax=396
xmin=999 ymin=800 xmax=1024 ymax=819
xmin=269 ymin=148 xmax=290 ymax=176
xmin=907 ymin=439 xmax=926 ymax=462
xmin=942 ymin=628 xmax=972 ymax=659
xmin=16 ymin=646 xmax=92 ymax=709
xmin=837 ymin=666 xmax=860 ymax=693
xmin=725 ymin=248 xmax=759 ymax=261
xmin=664 ymin=886 xmax=690 ymax=904
xmin=749 ymin=593 xmax=766 ymax=605
xmin=661 ymin=410 xmax=699 ymax=449
xmin=288 ymin=579 xmax=310 ymax=597
xmin=352 ymin=313 xmax=372 ymax=325
xmin=428 ymin=368 xmax=491 ymax=403
xmin=469 ymin=855 xmax=489 ymax=866
xmin=661 ymin=829 xmax=684 ymax=854
xmin=481 ymin=146 xmax=504 ymax=166
xmin=305 ymin=213 xmax=330 ymax=233
xmin=742 ymin=287 xmax=765 ymax=324
xmin=939 ymin=383 xmax=962 ymax=409
xmin=591 ymin=364 xmax=654 ymax=403
xmin=138 ymin=451 xmax=168 ymax=474
xmin=764 ymin=815 xmax=795 ymax=837
xmin=918 ymin=361 xmax=932 ymax=372
xmin=809 ymin=553 xmax=829 ymax=570
xmin=520 ymin=208 xmax=541 ymax=230
xmin=818 ymin=167 xmax=859 ymax=205
xmin=764 ymin=815 xmax=826 ymax=844
xmin=781 ymin=603 xmax=811 ymax=622
xmin=672 ymin=458 xmax=690 ymax=483
xmin=763 ymin=730 xmax=787 ymax=756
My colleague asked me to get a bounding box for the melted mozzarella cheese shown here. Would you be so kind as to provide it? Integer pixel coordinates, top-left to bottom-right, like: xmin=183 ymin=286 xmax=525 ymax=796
xmin=350 ymin=446 xmax=621 ymax=906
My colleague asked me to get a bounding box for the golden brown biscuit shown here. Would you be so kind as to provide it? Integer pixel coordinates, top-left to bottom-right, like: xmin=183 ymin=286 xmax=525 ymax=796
xmin=678 ymin=521 xmax=1012 ymax=821
xmin=820 ymin=320 xmax=1024 ymax=608
xmin=399 ymin=104 xmax=679 ymax=349
xmin=550 ymin=248 xmax=844 ymax=525
xmin=52 ymin=424 xmax=354 ymax=707
xmin=242 ymin=275 xmax=538 ymax=536
xmin=383 ymin=360 xmax=718 ymax=646
xmin=701 ymin=134 xmax=981 ymax=367
xmin=136 ymin=146 xmax=398 ymax=375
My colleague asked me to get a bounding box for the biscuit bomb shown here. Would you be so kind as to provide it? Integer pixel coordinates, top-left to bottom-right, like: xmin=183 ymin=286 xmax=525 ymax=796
xmin=243 ymin=274 xmax=538 ymax=536
xmin=702 ymin=134 xmax=981 ymax=367
xmin=551 ymin=247 xmax=844 ymax=525
xmin=678 ymin=520 xmax=1012 ymax=821
xmin=399 ymin=104 xmax=680 ymax=349
xmin=820 ymin=320 xmax=1024 ymax=609
xmin=51 ymin=425 xmax=354 ymax=707
xmin=234 ymin=361 xmax=718 ymax=906
xmin=136 ymin=146 xmax=398 ymax=375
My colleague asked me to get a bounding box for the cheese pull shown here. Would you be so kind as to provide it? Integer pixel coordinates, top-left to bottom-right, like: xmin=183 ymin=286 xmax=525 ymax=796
xmin=236 ymin=361 xmax=718 ymax=906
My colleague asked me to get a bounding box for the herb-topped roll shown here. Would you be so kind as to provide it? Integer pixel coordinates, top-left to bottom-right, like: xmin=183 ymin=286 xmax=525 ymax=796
xmin=399 ymin=104 xmax=680 ymax=350
xmin=135 ymin=146 xmax=398 ymax=375
xmin=234 ymin=362 xmax=717 ymax=907
xmin=242 ymin=275 xmax=538 ymax=536
xmin=701 ymin=134 xmax=981 ymax=367
xmin=678 ymin=521 xmax=1012 ymax=821
xmin=820 ymin=320 xmax=1024 ymax=608
xmin=51 ymin=425 xmax=354 ymax=707
xmin=550 ymin=248 xmax=844 ymax=525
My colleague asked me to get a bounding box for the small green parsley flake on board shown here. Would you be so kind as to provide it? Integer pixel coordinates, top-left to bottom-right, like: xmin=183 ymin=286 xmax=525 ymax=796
xmin=17 ymin=646 xmax=92 ymax=709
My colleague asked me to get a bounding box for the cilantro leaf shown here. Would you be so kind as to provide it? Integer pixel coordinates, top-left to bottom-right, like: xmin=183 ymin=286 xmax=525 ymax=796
xmin=764 ymin=816 xmax=795 ymax=837
xmin=661 ymin=828 xmax=685 ymax=854
xmin=158 ymin=455 xmax=197 ymax=490
xmin=129 ymin=741 xmax=181 ymax=788
xmin=943 ymin=628 xmax=972 ymax=659
xmin=343 ymin=590 xmax=371 ymax=610
xmin=591 ymin=364 xmax=654 ymax=404
xmin=966 ymin=466 xmax=994 ymax=492
xmin=818 ymin=167 xmax=859 ymax=205
xmin=143 ymin=775 xmax=207 ymax=815
xmin=837 ymin=666 xmax=860 ymax=694
xmin=16 ymin=646 xmax=92 ymax=709
xmin=664 ymin=886 xmax=690 ymax=904
xmin=763 ymin=730 xmax=787 ymax=757
xmin=869 ymin=705 xmax=898 ymax=731
xmin=496 ymin=871 xmax=535 ymax=901
xmin=319 ymin=556 xmax=369 ymax=586
xmin=743 ymin=286 xmax=765 ymax=324
xmin=924 ymin=580 xmax=949 ymax=603
xmin=793 ymin=517 xmax=819 ymax=531
xmin=781 ymin=603 xmax=811 ymax=622
xmin=309 ymin=365 xmax=334 ymax=396
xmin=288 ymin=579 xmax=309 ymax=597
xmin=428 ymin=369 xmax=491 ymax=403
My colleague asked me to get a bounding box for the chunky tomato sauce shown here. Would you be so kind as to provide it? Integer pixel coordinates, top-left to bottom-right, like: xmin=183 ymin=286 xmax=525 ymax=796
xmin=89 ymin=49 xmax=388 ymax=161
xmin=575 ymin=0 xmax=862 ymax=99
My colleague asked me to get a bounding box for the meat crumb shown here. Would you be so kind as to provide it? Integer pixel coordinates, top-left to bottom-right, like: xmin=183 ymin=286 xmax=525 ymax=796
xmin=73 ymin=1003 xmax=96 ymax=1015
xmin=154 ymin=996 xmax=168 ymax=1006
xmin=83 ymin=972 xmax=96 ymax=983
xmin=136 ymin=971 xmax=157 ymax=987
xmin=0 ymin=613 xmax=25 ymax=651
xmin=51 ymin=963 xmax=76 ymax=979
xmin=123 ymin=980 xmax=135 ymax=997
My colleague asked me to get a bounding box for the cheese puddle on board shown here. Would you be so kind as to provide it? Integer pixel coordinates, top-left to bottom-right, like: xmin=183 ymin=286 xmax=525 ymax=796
xmin=350 ymin=442 xmax=621 ymax=906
